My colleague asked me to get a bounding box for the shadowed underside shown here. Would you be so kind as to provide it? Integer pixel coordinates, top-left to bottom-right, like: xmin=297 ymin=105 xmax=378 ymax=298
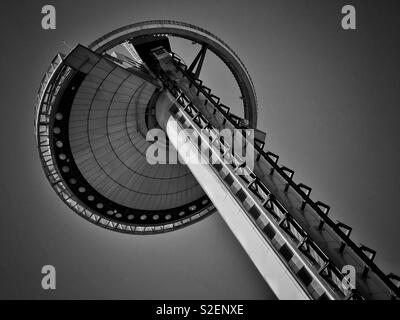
xmin=35 ymin=21 xmax=258 ymax=233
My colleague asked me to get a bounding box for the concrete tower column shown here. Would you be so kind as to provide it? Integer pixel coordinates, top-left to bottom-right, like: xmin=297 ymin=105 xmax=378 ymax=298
xmin=155 ymin=90 xmax=310 ymax=300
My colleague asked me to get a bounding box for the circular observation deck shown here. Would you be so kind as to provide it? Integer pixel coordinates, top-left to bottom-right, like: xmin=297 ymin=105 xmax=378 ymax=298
xmin=35 ymin=21 xmax=258 ymax=234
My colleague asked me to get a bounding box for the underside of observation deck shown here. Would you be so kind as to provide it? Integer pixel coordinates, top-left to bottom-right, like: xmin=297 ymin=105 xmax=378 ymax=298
xmin=34 ymin=21 xmax=400 ymax=299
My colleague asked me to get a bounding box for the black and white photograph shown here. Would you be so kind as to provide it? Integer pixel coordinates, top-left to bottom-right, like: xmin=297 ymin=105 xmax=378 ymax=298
xmin=1 ymin=0 xmax=399 ymax=313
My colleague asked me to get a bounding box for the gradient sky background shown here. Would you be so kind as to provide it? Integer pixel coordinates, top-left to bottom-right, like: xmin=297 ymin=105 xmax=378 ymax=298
xmin=0 ymin=0 xmax=399 ymax=299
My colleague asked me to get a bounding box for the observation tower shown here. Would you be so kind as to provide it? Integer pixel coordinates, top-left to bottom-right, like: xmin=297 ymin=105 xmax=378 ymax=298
xmin=35 ymin=20 xmax=400 ymax=300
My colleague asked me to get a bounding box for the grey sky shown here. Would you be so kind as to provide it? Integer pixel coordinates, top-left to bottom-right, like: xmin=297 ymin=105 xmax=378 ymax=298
xmin=0 ymin=0 xmax=399 ymax=299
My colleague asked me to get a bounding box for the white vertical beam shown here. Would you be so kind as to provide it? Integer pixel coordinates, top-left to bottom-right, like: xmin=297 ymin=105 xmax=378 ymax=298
xmin=156 ymin=93 xmax=310 ymax=300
